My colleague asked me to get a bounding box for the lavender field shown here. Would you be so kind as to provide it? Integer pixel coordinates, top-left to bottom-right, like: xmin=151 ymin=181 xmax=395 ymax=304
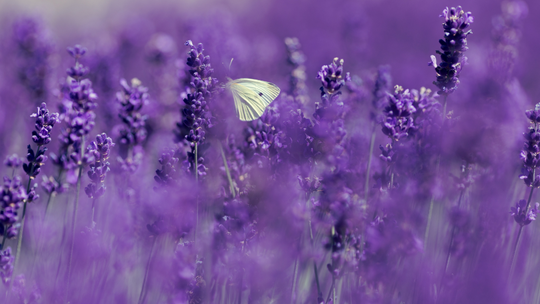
xmin=0 ymin=0 xmax=539 ymax=303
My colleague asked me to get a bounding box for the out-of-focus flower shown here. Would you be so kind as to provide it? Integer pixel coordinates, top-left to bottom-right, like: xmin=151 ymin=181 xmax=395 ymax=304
xmin=4 ymin=154 xmax=22 ymax=169
xmin=145 ymin=33 xmax=177 ymax=65
xmin=0 ymin=247 xmax=14 ymax=285
xmin=41 ymin=175 xmax=68 ymax=195
xmin=116 ymin=78 xmax=149 ymax=173
xmin=12 ymin=16 xmax=52 ymax=103
xmin=154 ymin=149 xmax=180 ymax=189
xmin=510 ymin=199 xmax=539 ymax=226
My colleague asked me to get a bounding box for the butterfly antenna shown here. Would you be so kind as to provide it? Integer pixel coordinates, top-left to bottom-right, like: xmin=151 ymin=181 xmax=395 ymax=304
xmin=228 ymin=58 xmax=234 ymax=72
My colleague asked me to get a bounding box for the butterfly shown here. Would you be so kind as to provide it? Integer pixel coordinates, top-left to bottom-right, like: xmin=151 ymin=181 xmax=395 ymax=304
xmin=225 ymin=77 xmax=281 ymax=121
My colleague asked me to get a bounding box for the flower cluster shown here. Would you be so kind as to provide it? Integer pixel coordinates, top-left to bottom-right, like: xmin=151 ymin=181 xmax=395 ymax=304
xmin=0 ymin=177 xmax=27 ymax=239
xmin=4 ymin=155 xmax=22 ymax=169
xmin=176 ymin=40 xmax=218 ymax=146
xmin=519 ymin=103 xmax=540 ymax=188
xmin=243 ymin=103 xmax=285 ymax=167
xmin=23 ymin=102 xmax=59 ymax=186
xmin=0 ymin=247 xmax=14 ymax=285
xmin=431 ymin=6 xmax=473 ymax=95
xmin=52 ymin=45 xmax=97 ymax=173
xmin=116 ymin=78 xmax=149 ymax=173
xmin=381 ymin=85 xmax=417 ymax=141
xmin=174 ymin=41 xmax=219 ymax=178
xmin=154 ymin=149 xmax=180 ymax=188
xmin=84 ymin=133 xmax=114 ymax=199
xmin=511 ymin=199 xmax=539 ymax=226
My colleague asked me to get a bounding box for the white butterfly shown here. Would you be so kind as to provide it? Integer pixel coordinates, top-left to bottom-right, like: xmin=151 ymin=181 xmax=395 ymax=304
xmin=225 ymin=77 xmax=281 ymax=121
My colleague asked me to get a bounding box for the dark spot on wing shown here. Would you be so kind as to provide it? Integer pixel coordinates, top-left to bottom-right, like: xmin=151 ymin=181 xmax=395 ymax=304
xmin=258 ymin=92 xmax=263 ymax=96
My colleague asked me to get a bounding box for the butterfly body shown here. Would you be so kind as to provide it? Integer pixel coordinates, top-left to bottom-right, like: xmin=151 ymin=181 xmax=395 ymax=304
xmin=226 ymin=77 xmax=280 ymax=121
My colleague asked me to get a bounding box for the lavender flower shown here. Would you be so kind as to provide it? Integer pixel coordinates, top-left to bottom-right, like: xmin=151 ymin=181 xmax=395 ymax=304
xmin=381 ymin=85 xmax=417 ymax=141
xmin=313 ymin=58 xmax=351 ymax=169
xmin=154 ymin=149 xmax=180 ymax=188
xmin=84 ymin=133 xmax=115 ymax=199
xmin=371 ymin=65 xmax=392 ymax=123
xmin=41 ymin=175 xmax=67 ymax=195
xmin=116 ymin=78 xmax=149 ymax=173
xmin=52 ymin=45 xmax=97 ymax=175
xmin=519 ymin=103 xmax=540 ymax=188
xmin=284 ymin=37 xmax=309 ymax=105
xmin=242 ymin=103 xmax=285 ymax=168
xmin=4 ymin=154 xmax=22 ymax=169
xmin=175 ymin=40 xmax=218 ymax=178
xmin=22 ymin=102 xmax=59 ymax=185
xmin=0 ymin=176 xmax=27 ymax=239
xmin=510 ymin=199 xmax=538 ymax=226
xmin=430 ymin=6 xmax=473 ymax=95
xmin=0 ymin=247 xmax=14 ymax=285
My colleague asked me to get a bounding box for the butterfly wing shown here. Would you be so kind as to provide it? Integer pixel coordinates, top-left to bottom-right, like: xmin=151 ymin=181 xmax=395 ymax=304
xmin=228 ymin=78 xmax=280 ymax=121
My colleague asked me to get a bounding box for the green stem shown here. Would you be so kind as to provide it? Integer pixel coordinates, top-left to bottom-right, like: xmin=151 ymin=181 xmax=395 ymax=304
xmin=442 ymin=189 xmax=465 ymax=280
xmin=91 ymin=198 xmax=97 ymax=224
xmin=195 ymin=142 xmax=199 ymax=241
xmin=219 ymin=142 xmax=236 ymax=198
xmin=290 ymin=257 xmax=299 ymax=304
xmin=13 ymin=174 xmax=35 ymax=272
xmin=138 ymin=237 xmax=157 ymax=304
xmin=424 ymin=95 xmax=447 ymax=255
xmin=306 ymin=192 xmax=322 ymax=299
xmin=67 ymin=135 xmax=85 ymax=290
xmin=363 ymin=124 xmax=376 ymax=203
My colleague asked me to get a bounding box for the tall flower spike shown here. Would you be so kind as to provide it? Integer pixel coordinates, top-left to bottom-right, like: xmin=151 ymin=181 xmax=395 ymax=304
xmin=84 ymin=133 xmax=115 ymax=199
xmin=52 ymin=45 xmax=97 ymax=173
xmin=174 ymin=40 xmax=218 ymax=178
xmin=23 ymin=103 xmax=59 ymax=191
xmin=430 ymin=6 xmax=473 ymax=95
xmin=116 ymin=78 xmax=149 ymax=173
